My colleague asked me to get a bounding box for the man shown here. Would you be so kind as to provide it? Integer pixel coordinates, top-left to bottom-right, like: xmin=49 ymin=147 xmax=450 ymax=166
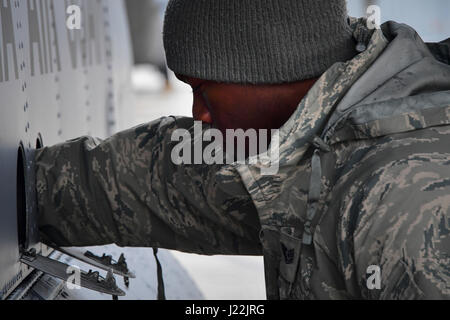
xmin=35 ymin=0 xmax=450 ymax=299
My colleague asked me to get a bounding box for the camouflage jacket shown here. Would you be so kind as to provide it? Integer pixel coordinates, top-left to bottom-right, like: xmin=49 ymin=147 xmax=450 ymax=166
xmin=36 ymin=20 xmax=450 ymax=299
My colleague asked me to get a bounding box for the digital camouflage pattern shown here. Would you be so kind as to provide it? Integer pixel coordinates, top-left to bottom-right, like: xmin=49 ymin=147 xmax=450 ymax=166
xmin=36 ymin=19 xmax=450 ymax=299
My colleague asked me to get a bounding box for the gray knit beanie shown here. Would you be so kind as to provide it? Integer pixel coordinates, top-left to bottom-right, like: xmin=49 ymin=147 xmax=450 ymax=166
xmin=163 ymin=0 xmax=357 ymax=84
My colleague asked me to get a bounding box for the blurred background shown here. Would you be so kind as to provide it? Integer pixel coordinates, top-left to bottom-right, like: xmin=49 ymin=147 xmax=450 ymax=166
xmin=122 ymin=0 xmax=450 ymax=300
xmin=348 ymin=0 xmax=450 ymax=42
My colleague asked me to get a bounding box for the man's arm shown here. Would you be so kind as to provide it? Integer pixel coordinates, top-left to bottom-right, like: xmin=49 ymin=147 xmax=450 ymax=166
xmin=36 ymin=116 xmax=262 ymax=255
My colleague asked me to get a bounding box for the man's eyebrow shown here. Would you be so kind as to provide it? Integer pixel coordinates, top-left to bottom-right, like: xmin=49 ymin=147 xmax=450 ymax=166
xmin=192 ymin=80 xmax=209 ymax=93
xmin=192 ymin=82 xmax=204 ymax=93
xmin=178 ymin=75 xmax=204 ymax=87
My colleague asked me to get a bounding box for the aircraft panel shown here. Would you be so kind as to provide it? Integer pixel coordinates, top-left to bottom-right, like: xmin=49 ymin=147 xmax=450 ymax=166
xmin=0 ymin=0 xmax=134 ymax=299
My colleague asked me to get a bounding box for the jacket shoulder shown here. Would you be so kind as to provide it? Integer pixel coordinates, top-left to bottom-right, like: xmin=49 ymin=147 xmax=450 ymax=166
xmin=335 ymin=125 xmax=450 ymax=299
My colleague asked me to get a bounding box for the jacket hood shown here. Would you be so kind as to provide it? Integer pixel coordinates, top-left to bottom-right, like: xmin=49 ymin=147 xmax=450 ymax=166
xmin=232 ymin=19 xmax=450 ymax=220
xmin=247 ymin=19 xmax=450 ymax=169
xmin=324 ymin=20 xmax=450 ymax=143
xmin=337 ymin=21 xmax=450 ymax=112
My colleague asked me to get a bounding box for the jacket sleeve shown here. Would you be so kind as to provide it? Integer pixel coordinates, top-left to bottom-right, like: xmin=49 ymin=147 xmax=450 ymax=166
xmin=351 ymin=150 xmax=450 ymax=299
xmin=35 ymin=116 xmax=262 ymax=255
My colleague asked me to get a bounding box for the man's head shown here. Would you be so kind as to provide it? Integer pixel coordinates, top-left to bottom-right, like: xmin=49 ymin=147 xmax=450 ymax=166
xmin=163 ymin=0 xmax=356 ymax=133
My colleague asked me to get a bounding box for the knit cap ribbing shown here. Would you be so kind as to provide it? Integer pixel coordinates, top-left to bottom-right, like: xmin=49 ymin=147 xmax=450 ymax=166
xmin=163 ymin=0 xmax=357 ymax=84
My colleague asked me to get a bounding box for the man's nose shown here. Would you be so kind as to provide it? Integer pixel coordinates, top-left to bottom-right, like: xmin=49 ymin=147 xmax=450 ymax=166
xmin=192 ymin=95 xmax=213 ymax=124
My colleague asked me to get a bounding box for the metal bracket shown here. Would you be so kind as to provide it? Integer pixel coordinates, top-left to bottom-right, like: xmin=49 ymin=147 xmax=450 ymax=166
xmin=20 ymin=249 xmax=125 ymax=296
xmin=51 ymin=246 xmax=135 ymax=280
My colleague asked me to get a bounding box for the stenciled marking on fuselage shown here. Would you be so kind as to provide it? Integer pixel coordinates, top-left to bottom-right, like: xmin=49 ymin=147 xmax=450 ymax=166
xmin=0 ymin=0 xmax=105 ymax=83
xmin=65 ymin=0 xmax=104 ymax=70
xmin=0 ymin=0 xmax=19 ymax=82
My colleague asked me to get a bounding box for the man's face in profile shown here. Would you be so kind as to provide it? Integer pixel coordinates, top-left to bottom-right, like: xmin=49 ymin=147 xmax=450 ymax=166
xmin=177 ymin=75 xmax=318 ymax=137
